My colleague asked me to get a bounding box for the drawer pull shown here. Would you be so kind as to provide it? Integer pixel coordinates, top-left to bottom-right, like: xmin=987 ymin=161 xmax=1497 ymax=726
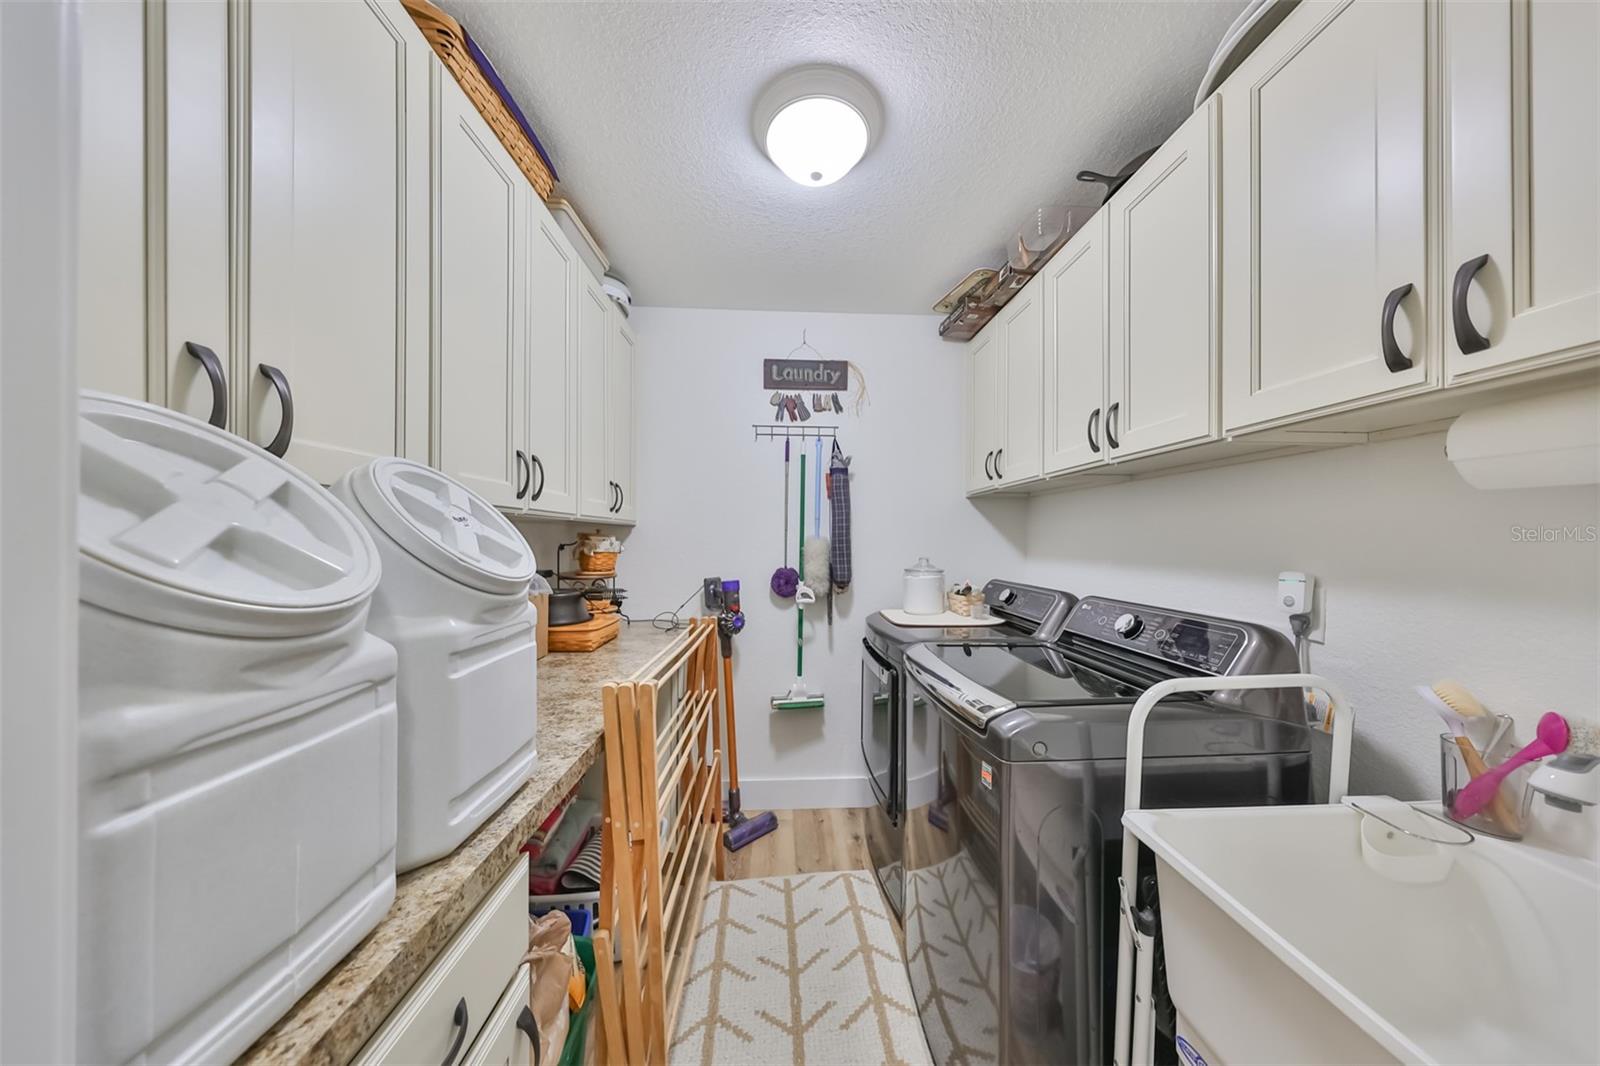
xmin=441 ymin=997 xmax=468 ymax=1066
xmin=1087 ymin=408 xmax=1101 ymax=454
xmin=1380 ymin=282 xmax=1415 ymax=372
xmin=994 ymin=448 xmax=1004 ymax=479
xmin=515 ymin=450 xmax=530 ymax=500
xmin=517 ymin=1005 xmax=542 ymax=1066
xmin=1106 ymin=402 xmax=1121 ymax=450
xmin=983 ymin=450 xmax=995 ymax=480
xmin=530 ymin=454 xmax=545 ymax=501
xmin=1452 ymin=253 xmax=1491 ymax=355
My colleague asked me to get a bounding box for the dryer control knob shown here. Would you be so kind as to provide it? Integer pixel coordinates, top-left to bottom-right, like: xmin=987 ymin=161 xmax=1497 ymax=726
xmin=1114 ymin=612 xmax=1144 ymax=639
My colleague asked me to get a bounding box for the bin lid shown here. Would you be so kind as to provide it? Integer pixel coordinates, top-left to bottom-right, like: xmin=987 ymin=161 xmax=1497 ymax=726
xmin=348 ymin=457 xmax=535 ymax=595
xmin=77 ymin=392 xmax=380 ymax=637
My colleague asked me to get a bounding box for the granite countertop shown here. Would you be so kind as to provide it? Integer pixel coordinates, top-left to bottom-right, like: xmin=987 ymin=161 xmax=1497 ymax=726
xmin=241 ymin=624 xmax=684 ymax=1066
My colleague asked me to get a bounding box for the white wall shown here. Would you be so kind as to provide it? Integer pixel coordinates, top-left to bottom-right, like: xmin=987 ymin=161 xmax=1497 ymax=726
xmin=622 ymin=306 xmax=1027 ymax=809
xmin=1023 ymin=433 xmax=1600 ymax=856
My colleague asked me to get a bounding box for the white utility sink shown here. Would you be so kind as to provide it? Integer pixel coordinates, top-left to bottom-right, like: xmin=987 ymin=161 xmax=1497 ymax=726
xmin=1124 ymin=803 xmax=1599 ymax=1065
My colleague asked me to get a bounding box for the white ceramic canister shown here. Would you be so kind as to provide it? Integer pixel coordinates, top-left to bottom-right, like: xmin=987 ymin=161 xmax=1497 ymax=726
xmin=903 ymin=557 xmax=946 ymax=615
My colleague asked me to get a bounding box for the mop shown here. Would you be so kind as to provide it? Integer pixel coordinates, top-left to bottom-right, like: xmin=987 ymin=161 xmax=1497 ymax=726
xmin=772 ymin=449 xmax=825 ymax=711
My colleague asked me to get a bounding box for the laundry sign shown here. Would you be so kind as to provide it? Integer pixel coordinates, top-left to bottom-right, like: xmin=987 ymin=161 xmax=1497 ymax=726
xmin=763 ymin=358 xmax=849 ymax=391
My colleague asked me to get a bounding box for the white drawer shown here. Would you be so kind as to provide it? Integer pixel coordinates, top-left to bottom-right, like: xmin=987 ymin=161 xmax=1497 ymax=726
xmin=355 ymin=856 xmax=529 ymax=1065
xmin=462 ymin=963 xmax=533 ymax=1066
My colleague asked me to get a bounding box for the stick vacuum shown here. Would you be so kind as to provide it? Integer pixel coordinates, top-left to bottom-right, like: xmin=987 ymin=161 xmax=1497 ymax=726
xmin=710 ymin=579 xmax=777 ymax=851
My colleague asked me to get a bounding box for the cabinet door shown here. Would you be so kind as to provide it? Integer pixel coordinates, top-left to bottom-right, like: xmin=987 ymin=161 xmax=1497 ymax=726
xmin=431 ymin=63 xmax=525 ymax=508
xmin=160 ymin=0 xmax=235 ymax=427
xmin=997 ymin=282 xmax=1043 ymax=485
xmin=247 ymin=0 xmax=427 ymax=483
xmin=1107 ymin=101 xmax=1218 ymax=459
xmin=1221 ymin=0 xmax=1429 ymax=431
xmin=965 ymin=331 xmax=999 ymax=494
xmin=523 ymin=209 xmax=579 ymax=516
xmin=1443 ymin=0 xmax=1599 ymax=382
xmin=606 ymin=310 xmax=637 ymax=523
xmin=1043 ymin=213 xmax=1108 ymax=474
xmin=576 ymin=278 xmax=614 ymax=520
xmin=77 ymin=0 xmax=147 ymax=400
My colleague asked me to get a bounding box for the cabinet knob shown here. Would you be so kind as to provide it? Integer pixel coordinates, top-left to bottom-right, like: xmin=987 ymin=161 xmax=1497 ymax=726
xmin=1380 ymin=282 xmax=1415 ymax=373
xmin=183 ymin=341 xmax=228 ymax=430
xmin=256 ymin=364 xmax=294 ymax=457
xmin=1451 ymin=254 xmax=1492 ymax=355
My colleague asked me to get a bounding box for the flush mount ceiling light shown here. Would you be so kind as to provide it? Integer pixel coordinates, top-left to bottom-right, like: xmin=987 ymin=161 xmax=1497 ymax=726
xmin=753 ymin=65 xmax=883 ymax=187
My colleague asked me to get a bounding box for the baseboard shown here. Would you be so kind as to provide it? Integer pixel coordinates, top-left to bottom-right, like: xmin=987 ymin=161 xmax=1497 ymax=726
xmin=740 ymin=773 xmax=877 ymax=811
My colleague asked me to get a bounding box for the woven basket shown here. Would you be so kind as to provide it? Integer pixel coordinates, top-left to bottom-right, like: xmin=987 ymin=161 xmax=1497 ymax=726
xmin=947 ymin=590 xmax=985 ymax=617
xmin=400 ymin=0 xmax=556 ymax=201
xmin=577 ymin=550 xmax=618 ymax=575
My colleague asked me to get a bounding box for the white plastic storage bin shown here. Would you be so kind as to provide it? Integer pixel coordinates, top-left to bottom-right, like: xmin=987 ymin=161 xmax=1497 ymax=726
xmin=76 ymin=393 xmax=400 ymax=1065
xmin=331 ymin=458 xmax=538 ymax=871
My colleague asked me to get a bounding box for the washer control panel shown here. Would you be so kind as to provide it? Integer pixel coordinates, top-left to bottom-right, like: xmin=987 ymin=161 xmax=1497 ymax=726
xmin=1064 ymin=597 xmax=1250 ymax=675
xmin=982 ymin=580 xmax=1078 ymax=639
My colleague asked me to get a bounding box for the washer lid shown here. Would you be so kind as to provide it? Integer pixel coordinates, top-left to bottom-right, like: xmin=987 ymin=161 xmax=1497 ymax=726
xmin=351 ymin=457 xmax=534 ymax=594
xmin=78 ymin=392 xmax=380 ymax=635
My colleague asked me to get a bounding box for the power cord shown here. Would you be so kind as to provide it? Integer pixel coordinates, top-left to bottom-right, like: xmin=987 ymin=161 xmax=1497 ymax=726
xmin=653 ymin=585 xmax=703 ymax=633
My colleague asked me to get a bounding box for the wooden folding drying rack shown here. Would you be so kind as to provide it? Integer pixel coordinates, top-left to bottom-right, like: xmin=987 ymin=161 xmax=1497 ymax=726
xmin=594 ymin=617 xmax=726 ymax=1065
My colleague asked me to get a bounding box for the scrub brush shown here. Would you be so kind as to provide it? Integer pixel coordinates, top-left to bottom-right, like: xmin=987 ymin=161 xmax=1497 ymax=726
xmin=1419 ymin=682 xmax=1519 ymax=833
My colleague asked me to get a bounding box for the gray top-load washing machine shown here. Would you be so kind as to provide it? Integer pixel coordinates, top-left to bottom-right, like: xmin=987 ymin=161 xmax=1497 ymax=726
xmin=862 ymin=580 xmax=1076 ymax=923
xmin=902 ymin=596 xmax=1320 ymax=1066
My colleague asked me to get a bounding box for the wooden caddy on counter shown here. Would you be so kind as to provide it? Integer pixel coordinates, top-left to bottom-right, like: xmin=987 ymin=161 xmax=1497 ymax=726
xmin=595 ymin=617 xmax=726 ymax=1064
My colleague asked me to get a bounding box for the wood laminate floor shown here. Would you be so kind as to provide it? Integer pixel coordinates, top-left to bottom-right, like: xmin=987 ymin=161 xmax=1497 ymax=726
xmin=720 ymin=806 xmax=870 ymax=880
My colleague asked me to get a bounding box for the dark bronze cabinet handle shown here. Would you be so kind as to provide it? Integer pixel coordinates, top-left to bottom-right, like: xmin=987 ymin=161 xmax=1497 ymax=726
xmin=529 ymin=454 xmax=545 ymax=501
xmin=517 ymin=1005 xmax=542 ymax=1066
xmin=1452 ymin=253 xmax=1491 ymax=354
xmin=1087 ymin=408 xmax=1101 ymax=453
xmin=994 ymin=448 xmax=1003 ymax=479
xmin=609 ymin=481 xmax=620 ymax=512
xmin=1106 ymin=402 xmax=1120 ymax=449
xmin=617 ymin=483 xmax=624 ymax=512
xmin=1380 ymin=282 xmax=1415 ymax=372
xmin=440 ymin=998 xmax=468 ymax=1066
xmin=184 ymin=341 xmax=227 ymax=429
xmin=983 ymin=450 xmax=995 ymax=480
xmin=515 ymin=450 xmax=530 ymax=500
xmin=256 ymin=363 xmax=293 ymax=457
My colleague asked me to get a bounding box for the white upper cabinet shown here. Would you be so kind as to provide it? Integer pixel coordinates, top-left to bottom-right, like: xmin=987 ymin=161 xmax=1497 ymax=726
xmin=1106 ymin=100 xmax=1219 ymax=459
xmin=77 ymin=0 xmax=147 ymax=401
xmin=966 ymin=330 xmax=1001 ymax=493
xmin=161 ymin=0 xmax=236 ymax=429
xmin=606 ymin=310 xmax=638 ymax=523
xmin=1221 ymin=0 xmax=1429 ymax=431
xmin=1443 ymin=0 xmax=1599 ymax=382
xmin=997 ymin=285 xmax=1043 ymax=485
xmin=431 ymin=60 xmax=526 ymax=508
xmin=1042 ymin=213 xmax=1108 ymax=475
xmin=247 ymin=0 xmax=428 ymax=482
xmin=576 ymin=276 xmax=615 ymax=520
xmin=522 ymin=208 xmax=580 ymax=516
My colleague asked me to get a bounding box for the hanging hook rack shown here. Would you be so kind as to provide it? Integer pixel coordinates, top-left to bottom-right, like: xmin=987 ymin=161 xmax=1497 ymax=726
xmin=752 ymin=424 xmax=839 ymax=441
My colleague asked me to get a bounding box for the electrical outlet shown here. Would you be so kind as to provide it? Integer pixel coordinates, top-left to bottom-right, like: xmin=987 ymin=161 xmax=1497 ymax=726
xmin=703 ymin=576 xmax=724 ymax=610
xmin=1277 ymin=571 xmax=1326 ymax=643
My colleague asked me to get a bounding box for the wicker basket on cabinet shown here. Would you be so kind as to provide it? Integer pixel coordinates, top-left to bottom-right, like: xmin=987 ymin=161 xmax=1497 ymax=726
xmin=400 ymin=0 xmax=556 ymax=200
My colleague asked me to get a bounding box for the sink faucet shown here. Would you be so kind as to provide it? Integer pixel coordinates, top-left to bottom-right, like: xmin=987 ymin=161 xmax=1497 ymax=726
xmin=1528 ymin=754 xmax=1600 ymax=813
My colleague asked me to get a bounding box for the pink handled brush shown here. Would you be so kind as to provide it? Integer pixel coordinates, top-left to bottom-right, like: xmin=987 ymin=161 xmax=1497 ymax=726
xmin=1453 ymin=712 xmax=1571 ymax=820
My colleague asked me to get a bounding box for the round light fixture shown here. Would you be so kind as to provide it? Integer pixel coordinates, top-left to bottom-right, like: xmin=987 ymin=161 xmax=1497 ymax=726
xmin=753 ymin=65 xmax=882 ymax=187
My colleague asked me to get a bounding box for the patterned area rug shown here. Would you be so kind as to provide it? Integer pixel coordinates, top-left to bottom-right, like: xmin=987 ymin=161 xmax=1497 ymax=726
xmin=670 ymin=872 xmax=932 ymax=1066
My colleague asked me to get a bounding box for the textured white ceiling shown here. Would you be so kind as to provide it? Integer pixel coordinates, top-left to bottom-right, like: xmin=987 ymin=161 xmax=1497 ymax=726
xmin=443 ymin=0 xmax=1246 ymax=313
